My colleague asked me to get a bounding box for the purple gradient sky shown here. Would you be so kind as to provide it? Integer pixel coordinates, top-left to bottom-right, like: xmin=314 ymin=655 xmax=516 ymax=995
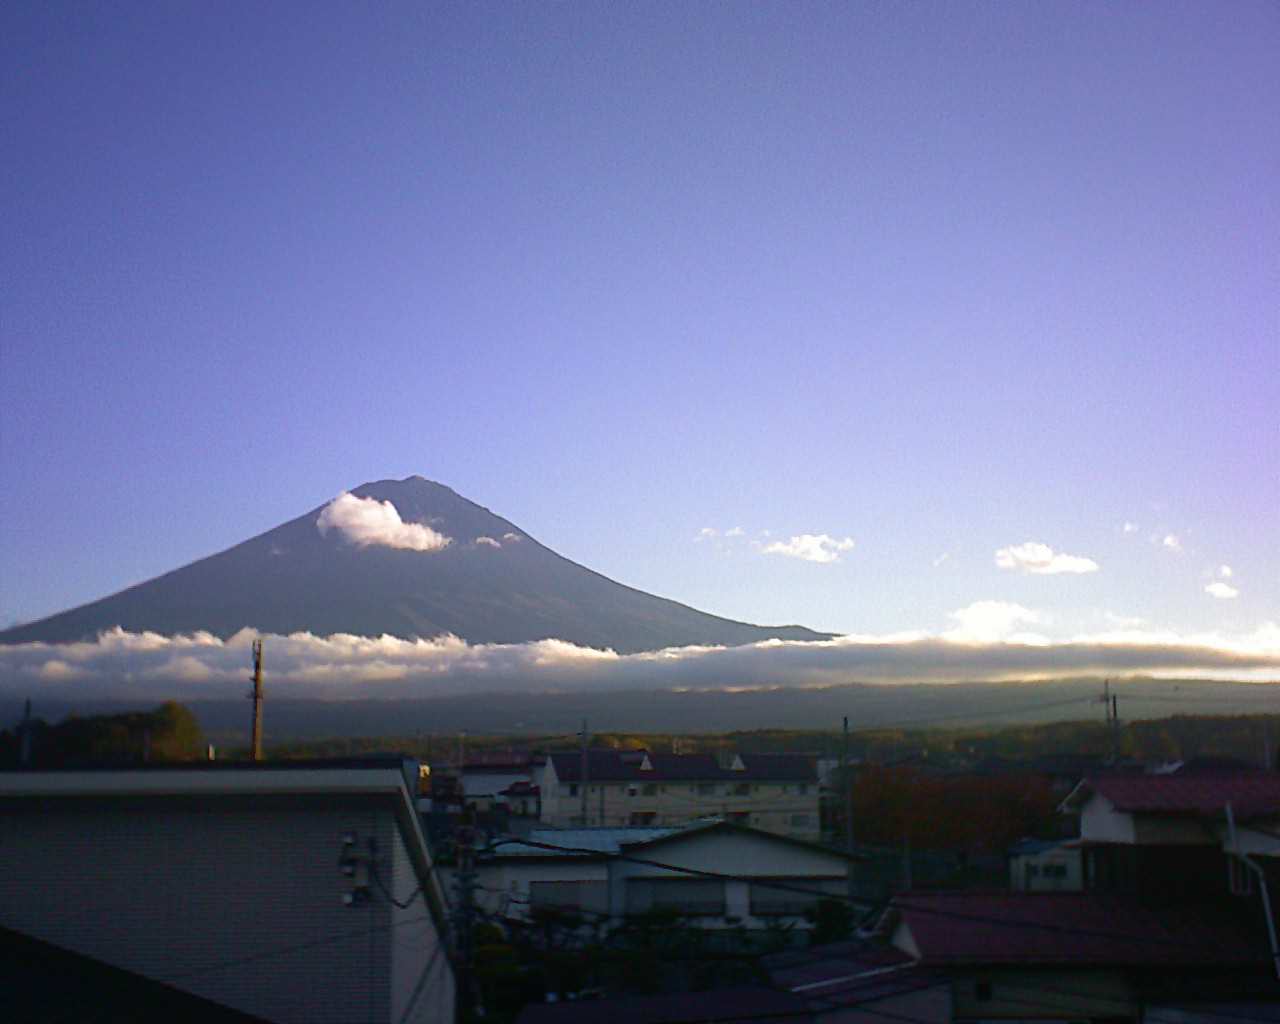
xmin=2 ymin=2 xmax=1276 ymax=643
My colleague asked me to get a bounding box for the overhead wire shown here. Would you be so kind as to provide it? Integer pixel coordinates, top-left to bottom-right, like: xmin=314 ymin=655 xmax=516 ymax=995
xmin=485 ymin=834 xmax=1275 ymax=958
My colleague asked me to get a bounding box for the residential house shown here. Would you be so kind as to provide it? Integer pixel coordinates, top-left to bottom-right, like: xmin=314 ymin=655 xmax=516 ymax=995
xmin=763 ymin=939 xmax=951 ymax=1024
xmin=513 ymin=939 xmax=951 ymax=1024
xmin=475 ymin=820 xmax=853 ymax=936
xmin=540 ymin=749 xmax=819 ymax=840
xmin=460 ymin=756 xmax=537 ymax=811
xmin=515 ymin=986 xmax=811 ymax=1023
xmin=502 ymin=779 xmax=541 ymax=817
xmin=0 ymin=757 xmax=455 ymax=1024
xmin=1007 ymin=838 xmax=1083 ymax=892
xmin=1060 ymin=771 xmax=1280 ymax=905
xmin=881 ymin=889 xmax=1275 ymax=1022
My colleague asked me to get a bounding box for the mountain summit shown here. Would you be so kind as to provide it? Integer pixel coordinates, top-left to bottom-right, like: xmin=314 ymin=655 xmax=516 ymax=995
xmin=1 ymin=477 xmax=831 ymax=652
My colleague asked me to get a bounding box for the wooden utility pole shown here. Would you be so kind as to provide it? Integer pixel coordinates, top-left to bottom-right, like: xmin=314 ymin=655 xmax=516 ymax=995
xmin=843 ymin=716 xmax=854 ymax=854
xmin=579 ymin=719 xmax=589 ymax=826
xmin=249 ymin=639 xmax=264 ymax=762
xmin=19 ymin=699 xmax=32 ymax=766
xmin=1111 ymin=693 xmax=1120 ymax=762
xmin=1100 ymin=680 xmax=1116 ymax=763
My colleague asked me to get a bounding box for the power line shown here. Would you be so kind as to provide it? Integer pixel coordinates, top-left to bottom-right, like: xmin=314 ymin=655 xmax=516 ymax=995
xmin=370 ymin=859 xmax=424 ymax=909
xmin=488 ymin=835 xmax=1271 ymax=957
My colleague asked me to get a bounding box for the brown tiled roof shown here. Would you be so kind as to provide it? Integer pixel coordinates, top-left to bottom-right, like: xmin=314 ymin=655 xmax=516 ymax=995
xmin=763 ymin=940 xmax=942 ymax=1007
xmin=1085 ymin=773 xmax=1280 ymax=820
xmin=515 ymin=987 xmax=809 ymax=1023
xmin=893 ymin=890 xmax=1268 ymax=967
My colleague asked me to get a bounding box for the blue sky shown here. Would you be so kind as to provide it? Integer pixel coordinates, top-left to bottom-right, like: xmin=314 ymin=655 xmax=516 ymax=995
xmin=2 ymin=2 xmax=1276 ymax=651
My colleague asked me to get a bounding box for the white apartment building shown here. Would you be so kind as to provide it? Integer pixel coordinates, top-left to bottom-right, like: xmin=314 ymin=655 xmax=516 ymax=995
xmin=540 ymin=749 xmax=820 ymax=842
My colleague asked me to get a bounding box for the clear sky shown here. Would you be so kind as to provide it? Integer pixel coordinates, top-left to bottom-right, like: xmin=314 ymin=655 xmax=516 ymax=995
xmin=2 ymin=1 xmax=1277 ymax=649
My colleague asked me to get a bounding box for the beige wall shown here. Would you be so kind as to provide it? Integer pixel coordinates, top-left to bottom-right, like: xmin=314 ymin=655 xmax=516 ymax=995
xmin=541 ymin=763 xmax=819 ymax=840
xmin=0 ymin=798 xmax=452 ymax=1024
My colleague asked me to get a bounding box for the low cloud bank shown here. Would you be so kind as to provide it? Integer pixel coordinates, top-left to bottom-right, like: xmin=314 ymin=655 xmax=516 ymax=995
xmin=316 ymin=492 xmax=451 ymax=552
xmin=1 ymin=623 xmax=1277 ymax=703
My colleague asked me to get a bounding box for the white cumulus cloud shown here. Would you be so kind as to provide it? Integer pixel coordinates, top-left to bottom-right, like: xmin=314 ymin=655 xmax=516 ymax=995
xmin=1206 ymin=582 xmax=1239 ymax=600
xmin=726 ymin=527 xmax=745 ymax=538
xmin=1219 ymin=565 xmax=1234 ymax=578
xmin=995 ymin=542 xmax=1099 ymax=575
xmin=1122 ymin=522 xmax=1139 ymax=534
xmin=476 ymin=536 xmax=501 ymax=548
xmin=943 ymin=601 xmax=1047 ymax=644
xmin=1162 ymin=534 xmax=1182 ymax=551
xmin=763 ymin=534 xmax=855 ymax=564
xmin=315 ymin=493 xmax=451 ymax=552
xmin=502 ymin=533 xmax=521 ymax=543
xmin=695 ymin=528 xmax=718 ymax=542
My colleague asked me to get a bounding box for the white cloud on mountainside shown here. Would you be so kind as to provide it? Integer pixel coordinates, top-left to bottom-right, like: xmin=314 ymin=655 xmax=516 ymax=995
xmin=995 ymin=541 xmax=1098 ymax=575
xmin=316 ymin=492 xmax=451 ymax=552
xmin=3 ymin=621 xmax=1278 ymax=702
xmin=763 ymin=534 xmax=855 ymax=564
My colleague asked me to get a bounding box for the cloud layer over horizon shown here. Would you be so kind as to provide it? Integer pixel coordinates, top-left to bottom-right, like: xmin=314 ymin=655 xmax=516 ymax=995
xmin=2 ymin=619 xmax=1277 ymax=703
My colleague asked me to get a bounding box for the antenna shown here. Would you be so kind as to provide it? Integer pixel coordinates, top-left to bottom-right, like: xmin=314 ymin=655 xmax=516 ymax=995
xmin=249 ymin=638 xmax=265 ymax=762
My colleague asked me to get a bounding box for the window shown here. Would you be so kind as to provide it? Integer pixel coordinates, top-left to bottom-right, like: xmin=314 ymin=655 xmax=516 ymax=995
xmin=568 ymin=783 xmax=579 ymax=797
xmin=641 ymin=783 xmax=658 ymax=796
xmin=630 ymin=811 xmax=656 ymax=826
xmin=529 ymin=880 xmax=609 ymax=915
xmin=732 ymin=782 xmax=751 ymax=796
xmin=627 ymin=878 xmax=725 ymax=916
xmin=627 ymin=785 xmax=638 ymax=797
xmin=797 ymin=784 xmax=809 ymax=795
xmin=789 ymin=814 xmax=810 ymax=827
xmin=1043 ymin=863 xmax=1067 ymax=879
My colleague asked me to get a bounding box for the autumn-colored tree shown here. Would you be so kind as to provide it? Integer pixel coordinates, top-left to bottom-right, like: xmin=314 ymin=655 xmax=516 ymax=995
xmin=843 ymin=766 xmax=1057 ymax=853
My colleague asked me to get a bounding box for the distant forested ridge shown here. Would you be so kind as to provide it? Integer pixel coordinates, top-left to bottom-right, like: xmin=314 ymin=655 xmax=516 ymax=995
xmin=257 ymin=712 xmax=1280 ymax=768
xmin=0 ymin=701 xmax=205 ymax=767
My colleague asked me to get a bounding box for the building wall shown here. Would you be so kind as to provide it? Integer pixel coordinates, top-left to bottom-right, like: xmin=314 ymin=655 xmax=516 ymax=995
xmin=474 ymin=830 xmax=848 ymax=933
xmin=1079 ymin=793 xmax=1137 ymax=844
xmin=461 ymin=770 xmax=530 ymax=800
xmin=390 ymin=822 xmax=456 ymax=1024
xmin=1009 ymin=846 xmax=1083 ymax=891
xmin=466 ymin=859 xmax=612 ymax=922
xmin=813 ymin=984 xmax=951 ymax=1024
xmin=947 ymin=966 xmax=1134 ymax=1021
xmin=0 ymin=797 xmax=449 ymax=1024
xmin=609 ymin=830 xmax=849 ymax=931
xmin=540 ymin=766 xmax=819 ymax=840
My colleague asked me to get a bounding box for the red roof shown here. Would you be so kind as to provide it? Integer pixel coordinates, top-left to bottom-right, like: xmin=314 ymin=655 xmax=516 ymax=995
xmin=515 ymin=987 xmax=808 ymax=1023
xmin=894 ymin=891 xmax=1268 ymax=967
xmin=1083 ymin=773 xmax=1280 ymax=820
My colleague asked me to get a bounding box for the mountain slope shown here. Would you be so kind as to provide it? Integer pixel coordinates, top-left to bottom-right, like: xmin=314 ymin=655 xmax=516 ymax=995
xmin=0 ymin=477 xmax=832 ymax=653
